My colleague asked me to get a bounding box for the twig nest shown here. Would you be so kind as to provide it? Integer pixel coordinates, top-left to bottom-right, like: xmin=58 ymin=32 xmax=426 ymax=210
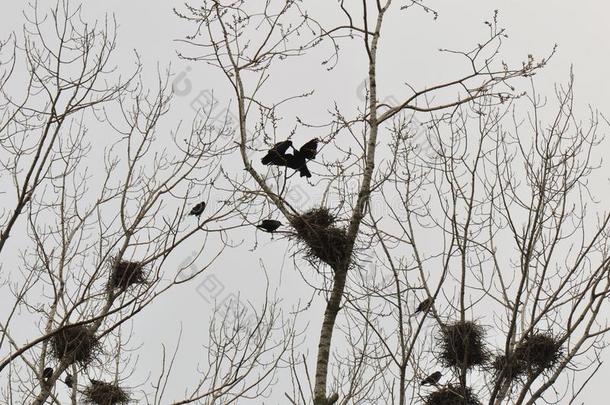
xmin=83 ymin=380 xmax=130 ymax=405
xmin=515 ymin=333 xmax=563 ymax=373
xmin=110 ymin=260 xmax=146 ymax=290
xmin=290 ymin=208 xmax=350 ymax=269
xmin=50 ymin=325 xmax=100 ymax=367
xmin=438 ymin=321 xmax=488 ymax=370
xmin=424 ymin=384 xmax=481 ymax=405
xmin=491 ymin=353 xmax=527 ymax=381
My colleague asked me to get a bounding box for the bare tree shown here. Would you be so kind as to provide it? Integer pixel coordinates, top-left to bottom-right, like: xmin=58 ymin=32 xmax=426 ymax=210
xmin=0 ymin=2 xmax=273 ymax=404
xmin=175 ymin=1 xmax=610 ymax=405
xmin=150 ymin=283 xmax=299 ymax=405
xmin=3 ymin=1 xmax=610 ymax=405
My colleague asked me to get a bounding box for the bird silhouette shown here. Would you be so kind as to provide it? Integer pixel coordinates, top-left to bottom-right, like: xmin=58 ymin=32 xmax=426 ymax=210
xmin=257 ymin=219 xmax=282 ymax=233
xmin=88 ymin=378 xmax=105 ymax=389
xmin=261 ymin=140 xmax=293 ymax=166
xmin=189 ymin=202 xmax=206 ymax=217
xmin=64 ymin=373 xmax=73 ymax=388
xmin=420 ymin=371 xmax=442 ymax=386
xmin=298 ymin=138 xmax=318 ymax=160
xmin=284 ymin=152 xmax=311 ymax=178
xmin=42 ymin=367 xmax=53 ymax=380
xmin=414 ymin=297 xmax=433 ymax=314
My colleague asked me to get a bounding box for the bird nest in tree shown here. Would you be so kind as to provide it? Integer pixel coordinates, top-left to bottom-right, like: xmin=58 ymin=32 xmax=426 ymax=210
xmin=490 ymin=353 xmax=527 ymax=381
xmin=50 ymin=325 xmax=100 ymax=367
xmin=514 ymin=333 xmax=563 ymax=373
xmin=290 ymin=208 xmax=350 ymax=269
xmin=438 ymin=321 xmax=488 ymax=370
xmin=424 ymin=385 xmax=481 ymax=405
xmin=109 ymin=260 xmax=146 ymax=290
xmin=83 ymin=380 xmax=130 ymax=405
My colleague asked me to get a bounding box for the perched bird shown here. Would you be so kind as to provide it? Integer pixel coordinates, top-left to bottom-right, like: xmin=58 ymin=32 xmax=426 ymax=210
xmin=89 ymin=378 xmax=104 ymax=388
xmin=284 ymin=152 xmax=311 ymax=178
xmin=261 ymin=140 xmax=293 ymax=166
xmin=414 ymin=297 xmax=434 ymax=315
xmin=42 ymin=367 xmax=53 ymax=380
xmin=64 ymin=373 xmax=73 ymax=389
xmin=256 ymin=219 xmax=282 ymax=233
xmin=189 ymin=201 xmax=206 ymax=217
xmin=298 ymin=138 xmax=319 ymax=160
xmin=420 ymin=371 xmax=442 ymax=386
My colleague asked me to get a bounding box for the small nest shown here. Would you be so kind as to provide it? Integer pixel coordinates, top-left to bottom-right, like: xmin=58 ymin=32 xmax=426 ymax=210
xmin=83 ymin=380 xmax=130 ymax=405
xmin=290 ymin=208 xmax=351 ymax=269
xmin=515 ymin=333 xmax=563 ymax=372
xmin=50 ymin=325 xmax=100 ymax=367
xmin=424 ymin=385 xmax=481 ymax=405
xmin=109 ymin=260 xmax=146 ymax=290
xmin=491 ymin=353 xmax=527 ymax=381
xmin=438 ymin=321 xmax=488 ymax=370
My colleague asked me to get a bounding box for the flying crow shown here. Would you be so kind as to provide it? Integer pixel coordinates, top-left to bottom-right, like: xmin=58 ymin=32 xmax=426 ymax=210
xmin=285 ymin=152 xmax=311 ymax=178
xmin=299 ymin=138 xmax=318 ymax=160
xmin=261 ymin=140 xmax=293 ymax=166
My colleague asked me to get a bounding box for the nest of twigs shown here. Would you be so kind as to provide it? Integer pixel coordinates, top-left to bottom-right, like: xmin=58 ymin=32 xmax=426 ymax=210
xmin=514 ymin=333 xmax=563 ymax=373
xmin=438 ymin=321 xmax=489 ymax=370
xmin=490 ymin=353 xmax=527 ymax=381
xmin=109 ymin=260 xmax=146 ymax=290
xmin=424 ymin=385 xmax=481 ymax=405
xmin=50 ymin=325 xmax=100 ymax=367
xmin=83 ymin=380 xmax=130 ymax=405
xmin=290 ymin=208 xmax=350 ymax=269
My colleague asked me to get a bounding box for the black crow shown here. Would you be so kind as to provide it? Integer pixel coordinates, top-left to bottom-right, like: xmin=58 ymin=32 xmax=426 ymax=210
xmin=284 ymin=152 xmax=311 ymax=178
xmin=257 ymin=219 xmax=282 ymax=233
xmin=261 ymin=140 xmax=293 ymax=166
xmin=42 ymin=367 xmax=53 ymax=380
xmin=299 ymin=138 xmax=318 ymax=160
xmin=420 ymin=371 xmax=442 ymax=386
xmin=414 ymin=297 xmax=433 ymax=314
xmin=64 ymin=373 xmax=73 ymax=388
xmin=189 ymin=202 xmax=206 ymax=217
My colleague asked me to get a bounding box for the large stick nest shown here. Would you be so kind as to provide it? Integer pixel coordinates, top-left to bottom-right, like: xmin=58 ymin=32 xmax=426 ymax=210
xmin=424 ymin=385 xmax=481 ymax=405
xmin=109 ymin=260 xmax=146 ymax=290
xmin=290 ymin=208 xmax=351 ymax=269
xmin=514 ymin=333 xmax=563 ymax=373
xmin=490 ymin=353 xmax=527 ymax=382
xmin=437 ymin=321 xmax=489 ymax=370
xmin=50 ymin=324 xmax=101 ymax=367
xmin=83 ymin=380 xmax=130 ymax=405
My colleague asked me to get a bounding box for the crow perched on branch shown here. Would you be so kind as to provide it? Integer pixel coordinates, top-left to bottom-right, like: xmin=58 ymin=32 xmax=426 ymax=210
xmin=261 ymin=140 xmax=293 ymax=166
xmin=42 ymin=367 xmax=53 ymax=381
xmin=414 ymin=297 xmax=433 ymax=314
xmin=256 ymin=219 xmax=282 ymax=233
xmin=420 ymin=371 xmax=442 ymax=386
xmin=64 ymin=373 xmax=73 ymax=388
xmin=189 ymin=202 xmax=206 ymax=217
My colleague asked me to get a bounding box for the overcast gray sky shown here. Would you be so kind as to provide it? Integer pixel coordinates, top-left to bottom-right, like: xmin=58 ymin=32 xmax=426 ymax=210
xmin=1 ymin=1 xmax=609 ymax=404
